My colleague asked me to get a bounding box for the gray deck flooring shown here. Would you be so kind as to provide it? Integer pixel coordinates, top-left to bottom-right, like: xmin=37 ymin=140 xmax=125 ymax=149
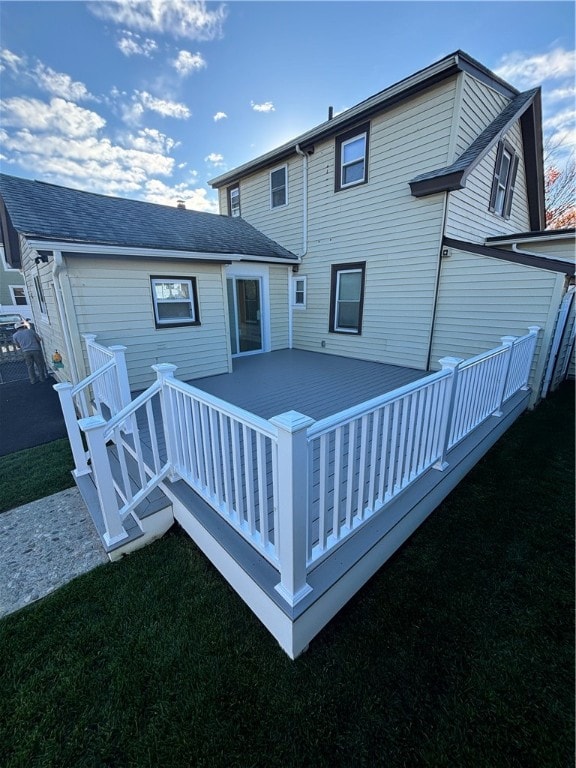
xmin=190 ymin=350 xmax=427 ymax=422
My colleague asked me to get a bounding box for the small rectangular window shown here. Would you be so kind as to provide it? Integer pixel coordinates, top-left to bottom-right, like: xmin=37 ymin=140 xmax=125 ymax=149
xmin=329 ymin=263 xmax=366 ymax=334
xmin=335 ymin=123 xmax=370 ymax=192
xmin=270 ymin=166 xmax=287 ymax=208
xmin=9 ymin=285 xmax=27 ymax=305
xmin=228 ymin=185 xmax=240 ymax=217
xmin=489 ymin=139 xmax=519 ymax=219
xmin=151 ymin=276 xmax=200 ymax=328
xmin=292 ymin=276 xmax=306 ymax=308
xmin=34 ymin=274 xmax=47 ymax=316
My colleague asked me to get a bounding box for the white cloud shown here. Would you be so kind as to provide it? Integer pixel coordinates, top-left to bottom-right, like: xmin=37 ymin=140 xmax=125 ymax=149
xmin=90 ymin=0 xmax=227 ymax=42
xmin=1 ymin=97 xmax=106 ymax=138
xmin=213 ymin=111 xmax=227 ymax=121
xmin=137 ymin=90 xmax=191 ymax=119
xmin=543 ymin=108 xmax=576 ymax=133
xmin=117 ymin=31 xmax=158 ymax=57
xmin=545 ymin=85 xmax=576 ymax=103
xmin=143 ymin=178 xmax=218 ymax=212
xmin=0 ymin=48 xmax=24 ymax=73
xmin=172 ymin=50 xmax=206 ymax=75
xmin=33 ymin=63 xmax=94 ymax=102
xmin=495 ymin=48 xmax=576 ymax=89
xmin=125 ymin=127 xmax=179 ymax=154
xmin=204 ymin=152 xmax=225 ymax=167
xmin=251 ymin=100 xmax=275 ymax=113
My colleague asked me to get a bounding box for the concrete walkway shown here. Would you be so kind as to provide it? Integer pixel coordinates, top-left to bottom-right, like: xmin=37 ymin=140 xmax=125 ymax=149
xmin=0 ymin=487 xmax=109 ymax=618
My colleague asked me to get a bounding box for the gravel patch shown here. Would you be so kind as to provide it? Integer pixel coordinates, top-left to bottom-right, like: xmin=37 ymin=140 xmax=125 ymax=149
xmin=0 ymin=487 xmax=108 ymax=618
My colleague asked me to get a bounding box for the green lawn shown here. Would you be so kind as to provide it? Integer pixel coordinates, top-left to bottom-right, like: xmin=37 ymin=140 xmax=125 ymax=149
xmin=0 ymin=383 xmax=573 ymax=768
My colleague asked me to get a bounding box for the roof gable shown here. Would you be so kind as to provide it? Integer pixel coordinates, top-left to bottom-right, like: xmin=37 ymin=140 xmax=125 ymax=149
xmin=0 ymin=174 xmax=297 ymax=262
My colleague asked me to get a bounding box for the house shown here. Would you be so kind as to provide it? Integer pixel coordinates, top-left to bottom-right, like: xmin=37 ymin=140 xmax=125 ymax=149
xmin=0 ymin=242 xmax=32 ymax=320
xmin=0 ymin=50 xmax=574 ymax=658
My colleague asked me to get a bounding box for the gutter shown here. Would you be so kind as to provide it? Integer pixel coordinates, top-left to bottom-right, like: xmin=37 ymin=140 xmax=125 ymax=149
xmin=288 ymin=144 xmax=310 ymax=349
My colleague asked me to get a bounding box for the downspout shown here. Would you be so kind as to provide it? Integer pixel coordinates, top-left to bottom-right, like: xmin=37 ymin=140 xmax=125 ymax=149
xmin=52 ymin=251 xmax=81 ymax=383
xmin=289 ymin=143 xmax=309 ymax=349
xmin=425 ymin=192 xmax=450 ymax=371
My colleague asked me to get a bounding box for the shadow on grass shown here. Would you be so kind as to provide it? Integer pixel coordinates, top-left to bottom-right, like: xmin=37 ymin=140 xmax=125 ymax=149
xmin=0 ymin=383 xmax=573 ymax=767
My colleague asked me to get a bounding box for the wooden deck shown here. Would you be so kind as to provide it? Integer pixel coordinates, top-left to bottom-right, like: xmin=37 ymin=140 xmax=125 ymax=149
xmin=191 ymin=349 xmax=427 ymax=420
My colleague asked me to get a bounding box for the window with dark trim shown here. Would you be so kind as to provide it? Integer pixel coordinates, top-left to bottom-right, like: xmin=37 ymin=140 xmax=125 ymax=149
xmin=227 ymin=185 xmax=240 ymax=217
xmin=329 ymin=262 xmax=366 ymax=334
xmin=270 ymin=166 xmax=287 ymax=208
xmin=150 ymin=276 xmax=200 ymax=328
xmin=335 ymin=122 xmax=370 ymax=192
xmin=34 ymin=274 xmax=47 ymax=316
xmin=489 ymin=139 xmax=519 ymax=219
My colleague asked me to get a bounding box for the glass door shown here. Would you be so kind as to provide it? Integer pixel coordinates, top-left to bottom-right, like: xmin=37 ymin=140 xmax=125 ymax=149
xmin=227 ymin=277 xmax=263 ymax=355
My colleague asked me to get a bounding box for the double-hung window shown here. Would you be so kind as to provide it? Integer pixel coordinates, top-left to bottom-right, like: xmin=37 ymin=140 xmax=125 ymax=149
xmin=329 ymin=262 xmax=366 ymax=334
xmin=489 ymin=140 xmax=519 ymax=219
xmin=335 ymin=122 xmax=370 ymax=191
xmin=292 ymin=276 xmax=306 ymax=308
xmin=228 ymin=185 xmax=240 ymax=217
xmin=151 ymin=276 xmax=200 ymax=328
xmin=270 ymin=166 xmax=287 ymax=208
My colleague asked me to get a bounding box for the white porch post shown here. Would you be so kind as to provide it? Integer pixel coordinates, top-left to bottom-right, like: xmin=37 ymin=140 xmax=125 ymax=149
xmin=82 ymin=333 xmax=98 ymax=372
xmin=434 ymin=357 xmax=464 ymax=471
xmin=493 ymin=336 xmax=516 ymax=416
xmin=79 ymin=414 xmax=129 ymax=546
xmin=524 ymin=326 xmax=541 ymax=390
xmin=109 ymin=345 xmax=131 ymax=409
xmin=152 ymin=363 xmax=179 ymax=482
xmin=53 ymin=382 xmax=91 ymax=477
xmin=269 ymin=410 xmax=315 ymax=607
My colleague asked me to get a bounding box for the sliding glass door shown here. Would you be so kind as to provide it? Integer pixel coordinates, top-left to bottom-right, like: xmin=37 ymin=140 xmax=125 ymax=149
xmin=227 ymin=277 xmax=263 ymax=355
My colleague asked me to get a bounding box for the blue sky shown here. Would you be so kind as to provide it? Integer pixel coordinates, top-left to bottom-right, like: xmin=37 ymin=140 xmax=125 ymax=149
xmin=0 ymin=1 xmax=574 ymax=212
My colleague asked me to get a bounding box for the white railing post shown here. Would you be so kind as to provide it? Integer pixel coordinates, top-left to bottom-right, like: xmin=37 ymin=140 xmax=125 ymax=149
xmin=109 ymin=345 xmax=131 ymax=409
xmin=82 ymin=334 xmax=98 ymax=372
xmin=53 ymin=381 xmax=91 ymax=477
xmin=79 ymin=415 xmax=129 ymax=547
xmin=269 ymin=410 xmax=315 ymax=607
xmin=433 ymin=357 xmax=464 ymax=471
xmin=524 ymin=326 xmax=541 ymax=390
xmin=493 ymin=336 xmax=516 ymax=416
xmin=152 ymin=363 xmax=179 ymax=482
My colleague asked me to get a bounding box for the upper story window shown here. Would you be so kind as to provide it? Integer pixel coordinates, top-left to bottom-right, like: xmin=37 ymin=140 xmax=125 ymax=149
xmin=270 ymin=166 xmax=288 ymax=208
xmin=9 ymin=285 xmax=28 ymax=306
xmin=228 ymin=185 xmax=240 ymax=217
xmin=335 ymin=122 xmax=370 ymax=192
xmin=329 ymin=262 xmax=366 ymax=334
xmin=489 ymin=140 xmax=519 ymax=219
xmin=150 ymin=276 xmax=200 ymax=329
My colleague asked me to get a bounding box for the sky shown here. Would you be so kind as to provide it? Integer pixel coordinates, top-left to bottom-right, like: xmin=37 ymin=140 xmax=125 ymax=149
xmin=0 ymin=0 xmax=574 ymax=213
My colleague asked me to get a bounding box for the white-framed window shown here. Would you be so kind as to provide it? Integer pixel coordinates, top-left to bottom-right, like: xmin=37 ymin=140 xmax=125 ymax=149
xmin=270 ymin=165 xmax=288 ymax=208
xmin=228 ymin=185 xmax=240 ymax=217
xmin=292 ymin=275 xmax=307 ymax=308
xmin=329 ymin=263 xmax=366 ymax=334
xmin=9 ymin=285 xmax=28 ymax=306
xmin=489 ymin=139 xmax=519 ymax=219
xmin=336 ymin=122 xmax=370 ymax=191
xmin=150 ymin=276 xmax=200 ymax=328
xmin=33 ymin=274 xmax=47 ymax=317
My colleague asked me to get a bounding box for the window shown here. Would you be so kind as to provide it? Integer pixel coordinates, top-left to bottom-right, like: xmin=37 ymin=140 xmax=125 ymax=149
xmin=270 ymin=166 xmax=287 ymax=208
xmin=33 ymin=274 xmax=47 ymax=316
xmin=228 ymin=185 xmax=240 ymax=217
xmin=150 ymin=277 xmax=200 ymax=328
xmin=329 ymin=263 xmax=366 ymax=334
xmin=9 ymin=285 xmax=28 ymax=305
xmin=292 ymin=276 xmax=306 ymax=309
xmin=489 ymin=140 xmax=519 ymax=218
xmin=335 ymin=122 xmax=370 ymax=191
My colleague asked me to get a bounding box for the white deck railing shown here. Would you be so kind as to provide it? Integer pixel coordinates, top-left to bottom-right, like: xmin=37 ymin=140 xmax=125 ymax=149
xmin=69 ymin=327 xmax=539 ymax=600
xmin=54 ymin=336 xmax=132 ymax=477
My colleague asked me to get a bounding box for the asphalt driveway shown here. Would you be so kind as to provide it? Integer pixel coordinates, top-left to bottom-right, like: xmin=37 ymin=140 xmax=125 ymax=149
xmin=0 ymin=377 xmax=67 ymax=456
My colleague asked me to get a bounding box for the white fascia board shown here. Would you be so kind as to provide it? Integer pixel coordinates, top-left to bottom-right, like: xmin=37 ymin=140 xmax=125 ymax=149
xmin=26 ymin=240 xmax=299 ymax=265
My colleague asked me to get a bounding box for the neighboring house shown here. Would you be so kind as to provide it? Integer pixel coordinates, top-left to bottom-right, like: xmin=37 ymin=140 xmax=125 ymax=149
xmin=0 ymin=177 xmax=298 ymax=389
xmin=209 ymin=49 xmax=575 ymax=402
xmin=0 ymin=242 xmax=32 ymax=320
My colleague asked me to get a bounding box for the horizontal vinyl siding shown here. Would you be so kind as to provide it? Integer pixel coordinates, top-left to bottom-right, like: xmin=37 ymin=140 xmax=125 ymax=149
xmin=454 ymin=74 xmax=509 ymax=157
xmin=20 ymin=238 xmax=69 ymax=381
xmin=291 ymin=78 xmax=458 ymax=370
xmin=446 ymin=120 xmax=530 ymax=241
xmin=66 ymin=258 xmax=230 ymax=389
xmin=430 ymin=249 xmax=563 ymax=393
xmin=268 ymin=265 xmax=289 ymax=350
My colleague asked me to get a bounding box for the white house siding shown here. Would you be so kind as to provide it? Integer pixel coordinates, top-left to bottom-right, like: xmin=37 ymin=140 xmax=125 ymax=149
xmin=446 ymin=120 xmax=530 ymax=241
xmin=288 ymin=79 xmax=458 ymax=371
xmin=268 ymin=265 xmax=290 ymax=350
xmin=64 ymin=257 xmax=231 ymax=390
xmin=453 ymin=73 xmax=509 ymax=158
xmin=20 ymin=238 xmax=69 ymax=381
xmin=430 ymin=248 xmax=565 ymax=399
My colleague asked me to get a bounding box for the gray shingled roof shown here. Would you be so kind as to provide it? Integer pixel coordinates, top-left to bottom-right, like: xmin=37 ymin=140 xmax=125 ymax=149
xmin=0 ymin=174 xmax=297 ymax=261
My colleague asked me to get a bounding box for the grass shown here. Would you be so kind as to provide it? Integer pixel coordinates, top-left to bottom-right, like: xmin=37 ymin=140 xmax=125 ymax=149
xmin=0 ymin=438 xmax=75 ymax=513
xmin=0 ymin=383 xmax=573 ymax=767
